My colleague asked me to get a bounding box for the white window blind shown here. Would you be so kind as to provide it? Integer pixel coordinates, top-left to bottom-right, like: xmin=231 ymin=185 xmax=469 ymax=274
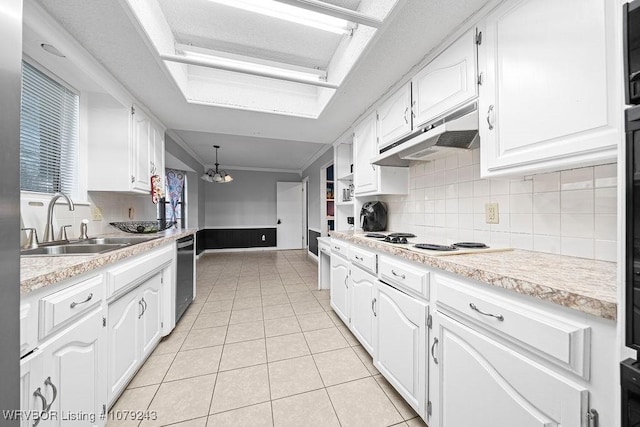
xmin=20 ymin=61 xmax=79 ymax=196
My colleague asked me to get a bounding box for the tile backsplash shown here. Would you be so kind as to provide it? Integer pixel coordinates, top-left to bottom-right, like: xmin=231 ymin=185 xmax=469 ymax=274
xmin=381 ymin=148 xmax=617 ymax=262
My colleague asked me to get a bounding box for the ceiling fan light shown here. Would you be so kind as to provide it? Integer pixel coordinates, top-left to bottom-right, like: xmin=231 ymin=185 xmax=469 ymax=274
xmin=223 ymin=174 xmax=234 ymax=182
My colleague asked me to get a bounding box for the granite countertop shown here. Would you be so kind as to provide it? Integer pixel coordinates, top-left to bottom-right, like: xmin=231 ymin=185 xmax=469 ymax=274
xmin=330 ymin=231 xmax=618 ymax=320
xmin=21 ymin=228 xmax=197 ymax=295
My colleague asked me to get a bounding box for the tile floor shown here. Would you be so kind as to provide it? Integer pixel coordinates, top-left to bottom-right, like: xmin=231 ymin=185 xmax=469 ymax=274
xmin=108 ymin=250 xmax=427 ymax=427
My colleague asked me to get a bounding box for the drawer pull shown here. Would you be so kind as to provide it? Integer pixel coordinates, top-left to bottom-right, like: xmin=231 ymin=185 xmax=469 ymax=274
xmin=469 ymin=303 xmax=504 ymax=321
xmin=372 ymin=298 xmax=377 ymax=316
xmin=70 ymin=293 xmax=93 ymax=309
xmin=355 ymin=255 xmax=364 ymax=261
xmin=431 ymin=337 xmax=439 ymax=365
xmin=44 ymin=377 xmax=57 ymax=412
xmin=138 ymin=300 xmax=144 ymax=319
xmin=391 ymin=270 xmax=406 ymax=280
xmin=334 ymin=246 xmax=340 ymax=251
xmin=32 ymin=388 xmax=47 ymax=427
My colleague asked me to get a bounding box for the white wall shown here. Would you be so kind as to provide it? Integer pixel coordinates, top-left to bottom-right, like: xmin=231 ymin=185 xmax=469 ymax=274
xmin=381 ymin=148 xmax=617 ymax=262
xmin=301 ymin=148 xmax=334 ymax=231
xmin=204 ymin=169 xmax=301 ymax=228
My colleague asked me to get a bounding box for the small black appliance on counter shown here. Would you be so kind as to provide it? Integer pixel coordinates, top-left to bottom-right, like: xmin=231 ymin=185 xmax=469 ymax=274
xmin=360 ymin=201 xmax=387 ymax=232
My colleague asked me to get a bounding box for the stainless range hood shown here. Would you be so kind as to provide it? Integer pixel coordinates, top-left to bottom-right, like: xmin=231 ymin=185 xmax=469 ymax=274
xmin=372 ymin=102 xmax=479 ymax=167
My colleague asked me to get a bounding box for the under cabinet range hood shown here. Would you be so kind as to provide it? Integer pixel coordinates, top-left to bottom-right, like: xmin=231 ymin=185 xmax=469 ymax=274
xmin=372 ymin=102 xmax=479 ymax=166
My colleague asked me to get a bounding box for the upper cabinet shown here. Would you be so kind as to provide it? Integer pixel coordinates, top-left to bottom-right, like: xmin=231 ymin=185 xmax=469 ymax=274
xmin=478 ymin=0 xmax=619 ymax=177
xmin=378 ymin=83 xmax=413 ymax=149
xmin=412 ymin=29 xmax=479 ymax=127
xmin=87 ymin=93 xmax=165 ymax=194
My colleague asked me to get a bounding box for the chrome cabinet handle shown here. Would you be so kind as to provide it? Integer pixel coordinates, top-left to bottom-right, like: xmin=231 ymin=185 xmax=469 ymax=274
xmin=391 ymin=270 xmax=406 ymax=280
xmin=355 ymin=255 xmax=363 ymax=261
xmin=404 ymin=107 xmax=409 ymax=124
xmin=70 ymin=293 xmax=93 ymax=309
xmin=411 ymin=100 xmax=417 ymax=118
xmin=431 ymin=337 xmax=439 ymax=365
xmin=138 ymin=300 xmax=144 ymax=319
xmin=131 ymin=175 xmax=135 ymax=183
xmin=44 ymin=377 xmax=57 ymax=412
xmin=334 ymin=246 xmax=340 ymax=251
xmin=344 ymin=275 xmax=348 ymax=289
xmin=469 ymin=303 xmax=504 ymax=321
xmin=33 ymin=388 xmax=47 ymax=427
xmin=371 ymin=298 xmax=377 ymax=316
xmin=486 ymin=105 xmax=494 ymax=130
xmin=141 ymin=298 xmax=147 ymax=316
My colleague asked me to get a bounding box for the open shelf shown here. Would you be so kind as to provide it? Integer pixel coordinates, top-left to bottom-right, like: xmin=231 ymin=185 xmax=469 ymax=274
xmin=336 ymin=200 xmax=354 ymax=206
xmin=338 ymin=173 xmax=353 ymax=181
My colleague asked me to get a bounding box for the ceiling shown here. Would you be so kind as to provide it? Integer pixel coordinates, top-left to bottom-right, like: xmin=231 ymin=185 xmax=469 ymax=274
xmin=34 ymin=0 xmax=490 ymax=172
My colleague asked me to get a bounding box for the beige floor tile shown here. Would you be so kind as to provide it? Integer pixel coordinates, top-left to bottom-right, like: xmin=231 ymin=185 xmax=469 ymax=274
xmin=260 ymin=293 xmax=290 ymax=306
xmin=313 ymin=347 xmax=371 ymax=386
xmin=262 ymin=303 xmax=295 ymax=320
xmin=206 ymin=402 xmax=272 ymax=427
xmin=225 ymin=320 xmax=265 ymax=343
xmin=229 ymin=307 xmax=263 ymax=324
xmin=406 ymin=417 xmax=428 ymax=426
xmin=271 ymin=389 xmax=340 ymax=427
xmin=264 ymin=316 xmax=301 ymax=338
xmin=235 ymin=290 xmax=262 ymax=299
xmin=291 ymin=300 xmax=324 ymax=315
xmin=326 ymin=310 xmax=346 ymax=327
xmin=286 ymin=291 xmax=315 ymax=303
xmin=284 ymin=284 xmax=308 ymax=294
xmin=260 ymin=286 xmax=286 ymax=297
xmin=353 ymin=345 xmax=379 ymax=375
xmin=142 ymin=374 xmax=216 ymax=427
xmin=165 ymin=346 xmax=223 ymax=381
xmin=374 ymin=375 xmax=419 ymax=421
xmin=183 ymin=303 xmax=204 ymax=317
xmin=207 ymin=292 xmax=236 ymax=303
xmin=297 ymin=312 xmax=335 ymax=332
xmin=268 ymin=355 xmax=324 ymax=399
xmin=337 ymin=325 xmax=360 ymax=346
xmin=182 ymin=326 xmax=227 ymax=350
xmin=192 ymin=312 xmax=231 ymax=330
xmin=166 ymin=417 xmax=208 ymax=426
xmin=200 ymin=299 xmax=233 ymax=314
xmin=219 ymin=339 xmax=267 ymax=371
xmin=210 ymin=365 xmax=270 ymax=414
xmin=173 ymin=315 xmax=197 ymax=333
xmin=152 ymin=331 xmax=187 ymax=355
xmin=327 ymin=377 xmax=403 ymax=427
xmin=280 ymin=276 xmax=304 ymax=285
xmin=266 ymin=333 xmax=310 ymax=362
xmin=128 ymin=353 xmax=174 ymax=388
xmin=303 ymin=328 xmax=349 ymax=354
xmin=108 ymin=384 xmax=158 ymax=426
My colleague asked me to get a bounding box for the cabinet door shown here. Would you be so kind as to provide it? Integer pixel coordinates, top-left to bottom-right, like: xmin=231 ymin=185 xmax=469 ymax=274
xmin=40 ymin=307 xmax=107 ymax=427
xmin=139 ymin=273 xmax=163 ymax=359
xmin=479 ymin=0 xmax=618 ymax=177
xmin=150 ymin=125 xmax=164 ymax=181
xmin=353 ymin=113 xmax=379 ymax=195
xmin=374 ymin=282 xmax=428 ymax=417
xmin=131 ymin=107 xmax=151 ymax=192
xmin=330 ymin=255 xmax=350 ymax=325
xmin=378 ymin=84 xmax=412 ymax=149
xmin=20 ymin=350 xmax=44 ymax=427
xmin=108 ymin=291 xmax=141 ymax=404
xmin=349 ymin=266 xmax=376 ymax=354
xmin=412 ymin=28 xmax=478 ymax=127
xmin=432 ymin=312 xmax=588 ymax=427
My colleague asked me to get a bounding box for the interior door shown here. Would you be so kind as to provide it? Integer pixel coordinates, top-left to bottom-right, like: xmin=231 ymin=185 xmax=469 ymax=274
xmin=276 ymin=181 xmax=303 ymax=249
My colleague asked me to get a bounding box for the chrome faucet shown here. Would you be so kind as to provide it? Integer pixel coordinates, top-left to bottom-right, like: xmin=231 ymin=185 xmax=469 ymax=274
xmin=43 ymin=192 xmax=75 ymax=243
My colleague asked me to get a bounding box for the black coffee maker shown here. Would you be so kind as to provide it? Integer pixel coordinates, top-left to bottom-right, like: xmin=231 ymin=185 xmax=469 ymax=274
xmin=360 ymin=201 xmax=387 ymax=232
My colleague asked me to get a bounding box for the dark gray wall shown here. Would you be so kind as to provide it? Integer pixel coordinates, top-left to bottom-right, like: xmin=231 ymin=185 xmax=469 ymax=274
xmin=301 ymin=147 xmax=333 ymax=231
xmin=204 ymin=169 xmax=301 ymax=227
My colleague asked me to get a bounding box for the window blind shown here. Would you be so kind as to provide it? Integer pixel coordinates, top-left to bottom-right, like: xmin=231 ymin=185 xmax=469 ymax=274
xmin=20 ymin=61 xmax=79 ymax=196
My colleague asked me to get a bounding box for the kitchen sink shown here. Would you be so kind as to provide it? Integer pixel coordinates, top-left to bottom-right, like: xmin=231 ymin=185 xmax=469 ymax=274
xmin=71 ymin=236 xmax=159 ymax=245
xmin=21 ymin=243 xmax=127 ymax=256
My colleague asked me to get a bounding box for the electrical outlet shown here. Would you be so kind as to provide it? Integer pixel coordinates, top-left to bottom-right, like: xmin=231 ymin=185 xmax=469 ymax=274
xmin=485 ymin=203 xmax=499 ymax=224
xmin=91 ymin=207 xmax=103 ymax=221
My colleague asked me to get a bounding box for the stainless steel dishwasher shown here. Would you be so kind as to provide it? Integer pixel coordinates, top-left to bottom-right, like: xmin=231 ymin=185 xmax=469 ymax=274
xmin=175 ymin=235 xmax=195 ymax=323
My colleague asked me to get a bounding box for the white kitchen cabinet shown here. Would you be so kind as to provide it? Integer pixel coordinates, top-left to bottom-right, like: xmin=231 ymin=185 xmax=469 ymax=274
xmin=349 ymin=265 xmax=376 ymax=355
xmin=107 ymin=271 xmax=163 ymax=405
xmin=377 ymin=83 xmax=413 ymax=149
xmin=131 ymin=106 xmax=151 ymax=192
xmin=478 ymin=0 xmax=618 ymax=177
xmin=374 ymin=281 xmax=428 ymax=418
xmin=20 ymin=350 xmax=44 ymax=427
xmin=150 ymin=124 xmax=165 ymax=187
xmin=330 ymin=253 xmax=350 ymax=326
xmin=353 ymin=112 xmax=409 ymax=196
xmin=431 ymin=311 xmax=588 ymax=427
xmin=412 ymin=28 xmax=478 ymax=127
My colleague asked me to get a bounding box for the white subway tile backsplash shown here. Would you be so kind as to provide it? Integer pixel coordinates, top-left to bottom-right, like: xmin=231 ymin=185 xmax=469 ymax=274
xmin=490 ymin=232 xmax=511 ymax=247
xmin=490 ymin=179 xmax=510 ymax=196
xmin=434 ymin=158 xmax=446 ymax=172
xmin=509 ymin=179 xmax=533 ymax=195
xmin=510 ymin=214 xmax=533 ymax=234
xmin=458 ymin=181 xmax=473 ymax=198
xmin=511 ymin=233 xmax=534 ymax=250
xmin=533 ymin=172 xmax=560 ymax=193
xmin=533 ymin=192 xmax=560 ymax=214
xmin=594 ymin=164 xmax=617 ymax=188
xmin=459 ymin=197 xmax=473 ymax=214
xmin=509 ymin=194 xmax=533 ymax=214
xmin=561 ymin=189 xmax=594 ymax=214
xmin=533 ymin=235 xmax=561 ymax=254
xmin=594 ymin=188 xmax=617 ymax=214
xmin=560 ymin=213 xmax=594 ymax=238
xmin=458 ymin=150 xmax=473 ymax=167
xmin=560 ymin=167 xmax=594 ymax=190
xmin=561 ymin=237 xmax=594 ymax=259
xmin=473 ymin=180 xmax=490 ymax=197
xmin=533 ymin=214 xmax=561 ymax=236
xmin=445 ymin=155 xmax=458 ymax=170
xmin=445 ymin=184 xmax=458 ymax=199
xmin=594 ymin=214 xmax=617 ymax=241
xmin=594 ymin=240 xmax=617 ymax=262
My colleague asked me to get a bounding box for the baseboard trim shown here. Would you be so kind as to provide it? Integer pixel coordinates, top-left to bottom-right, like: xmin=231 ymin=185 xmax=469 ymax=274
xmin=201 ymin=247 xmax=280 ymax=254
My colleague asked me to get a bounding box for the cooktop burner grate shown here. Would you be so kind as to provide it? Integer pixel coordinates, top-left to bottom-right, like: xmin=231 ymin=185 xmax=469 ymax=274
xmin=388 ymin=232 xmax=417 ymax=238
xmin=452 ymin=242 xmax=489 ymax=249
xmin=414 ymin=243 xmax=458 ymax=251
xmin=365 ymin=233 xmax=387 ymax=238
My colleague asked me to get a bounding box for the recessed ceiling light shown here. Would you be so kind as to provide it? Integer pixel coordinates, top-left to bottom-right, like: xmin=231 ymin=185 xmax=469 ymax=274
xmin=206 ymin=0 xmax=353 ymax=35
xmin=40 ymin=43 xmax=65 ymax=58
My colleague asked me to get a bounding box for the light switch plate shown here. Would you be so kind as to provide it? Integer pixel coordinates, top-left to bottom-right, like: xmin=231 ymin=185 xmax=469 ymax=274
xmin=91 ymin=207 xmax=103 ymax=221
xmin=485 ymin=203 xmax=499 ymax=224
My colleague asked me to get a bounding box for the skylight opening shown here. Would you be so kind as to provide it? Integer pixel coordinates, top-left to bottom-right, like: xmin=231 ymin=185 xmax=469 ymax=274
xmin=206 ymin=0 xmax=353 ymax=35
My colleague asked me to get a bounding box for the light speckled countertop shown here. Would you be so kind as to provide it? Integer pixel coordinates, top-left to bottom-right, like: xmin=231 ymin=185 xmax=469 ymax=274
xmin=21 ymin=228 xmax=196 ymax=295
xmin=330 ymin=231 xmax=617 ymax=320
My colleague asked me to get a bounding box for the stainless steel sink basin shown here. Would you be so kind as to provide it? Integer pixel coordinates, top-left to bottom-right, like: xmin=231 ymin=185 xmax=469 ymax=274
xmin=21 ymin=243 xmax=127 ymax=256
xmin=72 ymin=236 xmax=159 ymax=245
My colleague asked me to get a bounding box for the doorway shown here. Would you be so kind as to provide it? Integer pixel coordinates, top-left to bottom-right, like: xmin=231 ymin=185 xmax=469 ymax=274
xmin=302 ymin=176 xmax=309 ymax=249
xmin=276 ymin=181 xmax=304 ymax=249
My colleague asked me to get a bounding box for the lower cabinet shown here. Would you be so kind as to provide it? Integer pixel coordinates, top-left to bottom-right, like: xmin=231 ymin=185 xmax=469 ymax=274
xmin=349 ymin=265 xmax=376 ymax=354
xmin=431 ymin=312 xmax=588 ymax=427
xmin=330 ymin=254 xmax=350 ymax=325
xmin=374 ymin=281 xmax=429 ymax=418
xmin=107 ymin=272 xmax=163 ymax=405
xmin=20 ymin=307 xmax=107 ymax=427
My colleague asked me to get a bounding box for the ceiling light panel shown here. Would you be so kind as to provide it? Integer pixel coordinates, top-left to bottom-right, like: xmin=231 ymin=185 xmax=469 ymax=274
xmin=206 ymin=0 xmax=353 ymax=35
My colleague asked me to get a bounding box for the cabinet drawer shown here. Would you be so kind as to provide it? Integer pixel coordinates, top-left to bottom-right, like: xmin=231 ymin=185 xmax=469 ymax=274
xmin=106 ymin=244 xmax=174 ymax=298
xmin=331 ymin=239 xmax=350 ymax=259
xmin=379 ymin=256 xmax=430 ymax=300
xmin=435 ymin=274 xmax=590 ymax=378
xmin=349 ymin=246 xmax=376 ymax=274
xmin=39 ymin=274 xmax=104 ymax=339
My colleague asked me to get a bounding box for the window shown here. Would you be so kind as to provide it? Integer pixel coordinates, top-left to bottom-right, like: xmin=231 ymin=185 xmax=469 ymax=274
xmin=20 ymin=60 xmax=79 ymax=196
xmin=158 ymin=169 xmax=187 ymax=228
